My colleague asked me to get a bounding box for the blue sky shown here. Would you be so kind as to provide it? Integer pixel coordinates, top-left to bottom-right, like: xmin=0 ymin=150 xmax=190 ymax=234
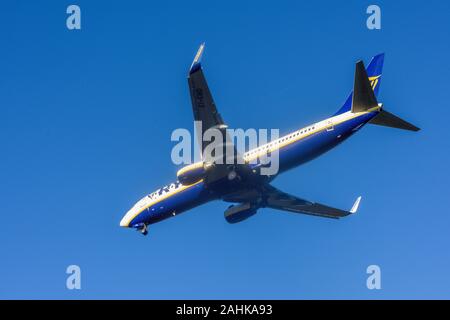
xmin=0 ymin=0 xmax=449 ymax=299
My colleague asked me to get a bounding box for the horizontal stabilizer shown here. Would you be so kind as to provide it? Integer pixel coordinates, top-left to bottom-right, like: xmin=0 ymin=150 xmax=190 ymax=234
xmin=369 ymin=109 xmax=420 ymax=131
xmin=352 ymin=61 xmax=379 ymax=113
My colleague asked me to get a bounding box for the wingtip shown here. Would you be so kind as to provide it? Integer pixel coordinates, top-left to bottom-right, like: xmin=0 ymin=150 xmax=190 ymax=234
xmin=189 ymin=42 xmax=206 ymax=74
xmin=350 ymin=196 xmax=362 ymax=214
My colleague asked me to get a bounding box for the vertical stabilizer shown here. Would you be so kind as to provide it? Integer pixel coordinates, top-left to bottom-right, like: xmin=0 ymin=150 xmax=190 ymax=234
xmin=351 ymin=61 xmax=379 ymax=113
xmin=334 ymin=53 xmax=384 ymax=115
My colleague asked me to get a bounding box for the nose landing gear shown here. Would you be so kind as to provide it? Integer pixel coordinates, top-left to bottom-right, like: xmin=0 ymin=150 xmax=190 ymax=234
xmin=136 ymin=224 xmax=148 ymax=236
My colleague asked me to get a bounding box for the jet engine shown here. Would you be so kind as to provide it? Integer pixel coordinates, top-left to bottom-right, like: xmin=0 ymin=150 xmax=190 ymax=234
xmin=177 ymin=162 xmax=207 ymax=185
xmin=224 ymin=203 xmax=258 ymax=224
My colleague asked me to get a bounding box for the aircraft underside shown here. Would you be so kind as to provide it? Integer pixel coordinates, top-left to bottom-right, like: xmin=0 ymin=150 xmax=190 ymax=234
xmin=120 ymin=44 xmax=419 ymax=236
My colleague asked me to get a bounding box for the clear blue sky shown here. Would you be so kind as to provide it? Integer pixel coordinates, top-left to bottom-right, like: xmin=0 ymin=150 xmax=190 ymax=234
xmin=1 ymin=0 xmax=449 ymax=299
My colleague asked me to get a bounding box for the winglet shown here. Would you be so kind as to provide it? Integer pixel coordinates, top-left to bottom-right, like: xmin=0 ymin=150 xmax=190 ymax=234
xmin=350 ymin=196 xmax=362 ymax=214
xmin=189 ymin=42 xmax=205 ymax=75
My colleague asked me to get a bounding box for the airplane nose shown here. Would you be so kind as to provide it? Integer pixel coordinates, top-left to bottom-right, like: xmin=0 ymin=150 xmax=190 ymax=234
xmin=120 ymin=209 xmax=135 ymax=227
xmin=121 ymin=201 xmax=147 ymax=228
xmin=120 ymin=207 xmax=143 ymax=228
xmin=119 ymin=215 xmax=129 ymax=227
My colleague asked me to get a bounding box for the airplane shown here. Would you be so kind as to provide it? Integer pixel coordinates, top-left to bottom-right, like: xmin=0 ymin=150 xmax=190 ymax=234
xmin=120 ymin=43 xmax=420 ymax=235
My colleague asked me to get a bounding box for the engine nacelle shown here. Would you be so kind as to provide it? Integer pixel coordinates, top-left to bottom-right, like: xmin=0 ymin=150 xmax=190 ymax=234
xmin=177 ymin=162 xmax=206 ymax=185
xmin=224 ymin=203 xmax=258 ymax=224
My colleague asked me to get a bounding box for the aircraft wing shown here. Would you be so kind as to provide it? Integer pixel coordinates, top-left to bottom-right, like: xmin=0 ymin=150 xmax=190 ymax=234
xmin=262 ymin=185 xmax=361 ymax=219
xmin=188 ymin=43 xmax=227 ymax=160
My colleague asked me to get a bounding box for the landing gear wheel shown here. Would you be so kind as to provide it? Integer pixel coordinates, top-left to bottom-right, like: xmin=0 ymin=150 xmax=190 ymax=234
xmin=140 ymin=224 xmax=148 ymax=236
xmin=227 ymin=170 xmax=237 ymax=180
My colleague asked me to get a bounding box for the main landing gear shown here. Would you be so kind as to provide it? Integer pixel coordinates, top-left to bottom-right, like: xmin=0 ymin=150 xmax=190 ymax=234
xmin=227 ymin=170 xmax=237 ymax=180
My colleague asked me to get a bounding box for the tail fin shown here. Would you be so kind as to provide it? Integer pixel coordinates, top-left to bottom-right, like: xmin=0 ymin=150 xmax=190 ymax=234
xmin=334 ymin=53 xmax=384 ymax=115
xmin=351 ymin=58 xmax=420 ymax=131
xmin=369 ymin=110 xmax=420 ymax=131
xmin=351 ymin=60 xmax=379 ymax=112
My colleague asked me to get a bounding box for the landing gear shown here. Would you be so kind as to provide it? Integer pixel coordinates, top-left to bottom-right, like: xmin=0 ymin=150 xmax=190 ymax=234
xmin=137 ymin=224 xmax=148 ymax=236
xmin=228 ymin=170 xmax=237 ymax=180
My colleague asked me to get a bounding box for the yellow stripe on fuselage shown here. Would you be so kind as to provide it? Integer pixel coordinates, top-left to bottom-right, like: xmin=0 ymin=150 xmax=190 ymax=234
xmin=243 ymin=108 xmax=379 ymax=162
xmin=123 ymin=179 xmax=204 ymax=227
